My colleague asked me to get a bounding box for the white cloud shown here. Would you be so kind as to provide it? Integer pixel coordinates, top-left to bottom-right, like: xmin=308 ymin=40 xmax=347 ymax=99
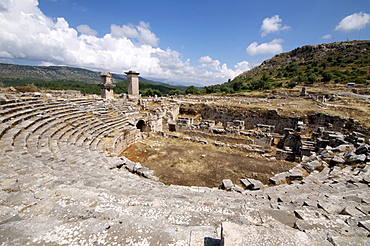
xmin=39 ymin=61 xmax=56 ymax=66
xmin=335 ymin=12 xmax=370 ymax=32
xmin=198 ymin=56 xmax=221 ymax=69
xmin=260 ymin=15 xmax=290 ymax=37
xmin=0 ymin=0 xmax=248 ymax=85
xmin=322 ymin=34 xmax=333 ymax=39
xmin=77 ymin=24 xmax=98 ymax=36
xmin=246 ymin=39 xmax=284 ymax=56
xmin=110 ymin=21 xmax=159 ymax=46
xmin=197 ymin=56 xmax=251 ymax=80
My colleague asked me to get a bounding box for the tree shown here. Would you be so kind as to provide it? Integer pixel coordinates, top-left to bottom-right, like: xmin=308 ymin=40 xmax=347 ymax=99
xmin=142 ymin=88 xmax=161 ymax=96
xmin=287 ymin=81 xmax=297 ymax=88
xmin=168 ymin=89 xmax=184 ymax=95
xmin=321 ymin=71 xmax=333 ymax=82
xmin=232 ymin=80 xmax=244 ymax=91
xmin=247 ymin=79 xmax=271 ymax=91
xmin=307 ymin=75 xmax=317 ymax=84
xmin=185 ymin=85 xmax=198 ymax=94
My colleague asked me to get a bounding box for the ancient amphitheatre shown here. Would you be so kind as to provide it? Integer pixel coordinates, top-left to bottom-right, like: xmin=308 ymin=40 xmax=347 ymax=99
xmin=1 ymin=65 xmax=370 ymax=244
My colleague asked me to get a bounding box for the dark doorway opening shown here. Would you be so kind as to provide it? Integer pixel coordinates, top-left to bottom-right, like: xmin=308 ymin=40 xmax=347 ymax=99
xmin=136 ymin=120 xmax=145 ymax=132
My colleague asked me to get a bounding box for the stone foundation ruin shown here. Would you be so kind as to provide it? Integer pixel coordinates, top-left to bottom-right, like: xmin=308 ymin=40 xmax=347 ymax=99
xmin=0 ymin=88 xmax=369 ymax=245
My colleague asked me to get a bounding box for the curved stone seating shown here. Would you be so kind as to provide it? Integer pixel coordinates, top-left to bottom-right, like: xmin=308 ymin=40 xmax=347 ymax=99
xmin=0 ymin=95 xmax=141 ymax=165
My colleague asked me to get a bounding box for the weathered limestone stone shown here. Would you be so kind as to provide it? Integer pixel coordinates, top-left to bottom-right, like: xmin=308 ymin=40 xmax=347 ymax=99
xmin=331 ymin=156 xmax=346 ymax=164
xmin=263 ymin=209 xmax=297 ymax=228
xmin=340 ymin=206 xmax=365 ymax=216
xmin=189 ymin=227 xmax=219 ymax=246
xmin=355 ymin=144 xmax=370 ymax=155
xmin=240 ymin=178 xmax=264 ymax=190
xmin=294 ymin=218 xmax=349 ymax=231
xmin=269 ymin=172 xmax=289 ymax=185
xmin=302 ymin=160 xmax=322 ymax=172
xmin=222 ymin=179 xmax=234 ymax=190
xmin=347 ymin=154 xmax=366 ymax=163
xmin=221 ymin=222 xmax=321 ymax=246
xmin=0 ymin=179 xmax=20 ymax=193
xmin=294 ymin=208 xmax=324 ymax=220
xmin=288 ymin=167 xmax=304 ymax=181
xmin=317 ymin=200 xmax=344 ymax=214
xmin=329 ymin=236 xmax=370 ymax=246
xmin=358 ymin=220 xmax=370 ymax=232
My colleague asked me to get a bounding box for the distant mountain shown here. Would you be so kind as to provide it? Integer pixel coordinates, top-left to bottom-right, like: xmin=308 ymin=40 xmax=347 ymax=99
xmin=0 ymin=63 xmax=167 ymax=85
xmin=0 ymin=63 xmax=188 ymax=94
xmin=0 ymin=63 xmax=100 ymax=83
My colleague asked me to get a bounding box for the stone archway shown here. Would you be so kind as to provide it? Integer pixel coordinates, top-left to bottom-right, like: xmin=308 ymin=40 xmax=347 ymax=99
xmin=136 ymin=120 xmax=146 ymax=132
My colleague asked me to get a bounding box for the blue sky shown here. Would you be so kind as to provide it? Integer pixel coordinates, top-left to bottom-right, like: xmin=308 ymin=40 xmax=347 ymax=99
xmin=0 ymin=0 xmax=369 ymax=85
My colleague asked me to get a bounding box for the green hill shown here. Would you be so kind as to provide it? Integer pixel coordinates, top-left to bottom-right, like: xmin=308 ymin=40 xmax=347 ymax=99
xmin=205 ymin=40 xmax=370 ymax=94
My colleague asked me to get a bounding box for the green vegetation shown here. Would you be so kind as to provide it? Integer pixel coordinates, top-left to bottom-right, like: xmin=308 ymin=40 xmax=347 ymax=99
xmin=0 ymin=79 xmax=188 ymax=96
xmin=204 ymin=41 xmax=370 ymax=95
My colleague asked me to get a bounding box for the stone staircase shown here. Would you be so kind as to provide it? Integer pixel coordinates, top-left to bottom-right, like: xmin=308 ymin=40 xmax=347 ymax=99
xmin=0 ymin=93 xmax=369 ymax=245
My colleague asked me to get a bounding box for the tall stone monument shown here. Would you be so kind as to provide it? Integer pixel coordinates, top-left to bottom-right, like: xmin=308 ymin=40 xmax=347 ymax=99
xmin=99 ymin=71 xmax=116 ymax=99
xmin=125 ymin=70 xmax=140 ymax=98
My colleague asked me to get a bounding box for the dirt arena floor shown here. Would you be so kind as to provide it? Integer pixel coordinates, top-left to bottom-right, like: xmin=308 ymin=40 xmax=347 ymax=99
xmin=120 ymin=135 xmax=297 ymax=188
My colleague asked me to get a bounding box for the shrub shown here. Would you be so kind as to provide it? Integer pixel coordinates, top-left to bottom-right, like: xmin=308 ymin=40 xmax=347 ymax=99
xmin=185 ymin=85 xmax=198 ymax=95
xmin=247 ymin=79 xmax=271 ymax=90
xmin=321 ymin=71 xmax=333 ymax=82
xmin=307 ymin=75 xmax=317 ymax=84
xmin=287 ymin=81 xmax=297 ymax=88
xmin=298 ymin=75 xmax=308 ymax=83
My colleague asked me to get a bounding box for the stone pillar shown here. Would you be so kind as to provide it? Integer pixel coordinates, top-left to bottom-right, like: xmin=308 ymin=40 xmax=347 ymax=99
xmin=99 ymin=71 xmax=116 ymax=99
xmin=125 ymin=70 xmax=140 ymax=96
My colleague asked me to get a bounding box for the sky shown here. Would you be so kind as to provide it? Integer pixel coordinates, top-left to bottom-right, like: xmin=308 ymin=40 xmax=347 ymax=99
xmin=0 ymin=0 xmax=369 ymax=86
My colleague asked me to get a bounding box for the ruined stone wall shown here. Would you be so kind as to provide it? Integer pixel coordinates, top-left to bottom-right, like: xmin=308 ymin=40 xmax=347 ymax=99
xmin=180 ymin=103 xmax=368 ymax=135
xmin=112 ymin=128 xmax=141 ymax=154
xmin=184 ymin=130 xmax=253 ymax=145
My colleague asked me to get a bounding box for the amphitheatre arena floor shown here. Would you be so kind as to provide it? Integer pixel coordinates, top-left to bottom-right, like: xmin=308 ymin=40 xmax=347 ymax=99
xmin=121 ymin=135 xmax=296 ymax=187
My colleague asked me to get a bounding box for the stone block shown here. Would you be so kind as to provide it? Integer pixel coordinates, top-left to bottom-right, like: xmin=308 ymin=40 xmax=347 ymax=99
xmin=347 ymin=154 xmax=366 ymax=163
xmin=221 ymin=179 xmax=233 ymax=191
xmin=340 ymin=206 xmax=365 ymax=216
xmin=317 ymin=200 xmax=343 ymax=214
xmin=294 ymin=208 xmax=323 ymax=220
xmin=240 ymin=178 xmax=264 ymax=190
xmin=302 ymin=160 xmax=322 ymax=173
xmin=288 ymin=170 xmax=303 ymax=181
xmin=331 ymin=156 xmax=345 ymax=164
xmin=124 ymin=160 xmax=136 ymax=172
xmin=263 ymin=209 xmax=297 ymax=228
xmin=358 ymin=220 xmax=370 ymax=232
xmin=329 ymin=236 xmax=370 ymax=246
xmin=295 ymin=218 xmax=348 ymax=231
xmin=0 ymin=179 xmax=20 ymax=193
xmin=189 ymin=227 xmax=220 ymax=246
xmin=269 ymin=172 xmax=288 ymax=185
xmin=221 ymin=222 xmax=322 ymax=246
xmin=355 ymin=144 xmax=370 ymax=155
